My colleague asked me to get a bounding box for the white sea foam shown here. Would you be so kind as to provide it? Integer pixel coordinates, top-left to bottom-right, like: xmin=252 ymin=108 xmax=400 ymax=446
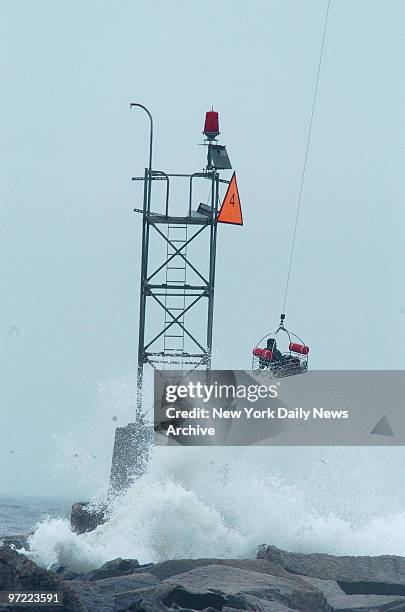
xmin=27 ymin=443 xmax=405 ymax=572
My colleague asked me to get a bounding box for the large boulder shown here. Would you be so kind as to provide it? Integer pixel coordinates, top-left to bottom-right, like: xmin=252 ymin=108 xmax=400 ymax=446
xmin=70 ymin=501 xmax=106 ymax=534
xmin=75 ymin=557 xmax=142 ymax=582
xmin=301 ymin=575 xmax=405 ymax=611
xmin=258 ymin=544 xmax=405 ymax=592
xmin=0 ymin=546 xmax=86 ymax=611
xmin=69 ymin=573 xmax=159 ymax=612
xmin=154 ymin=564 xmax=329 ymax=612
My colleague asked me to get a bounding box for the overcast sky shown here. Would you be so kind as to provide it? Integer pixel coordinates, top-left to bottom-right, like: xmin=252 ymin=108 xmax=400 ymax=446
xmin=0 ymin=0 xmax=404 ymax=497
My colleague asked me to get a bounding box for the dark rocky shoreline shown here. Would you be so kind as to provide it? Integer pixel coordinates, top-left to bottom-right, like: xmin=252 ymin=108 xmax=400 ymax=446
xmin=2 ymin=543 xmax=405 ymax=611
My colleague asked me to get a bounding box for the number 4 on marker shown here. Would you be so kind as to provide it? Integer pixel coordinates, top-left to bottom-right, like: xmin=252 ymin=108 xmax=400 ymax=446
xmin=217 ymin=172 xmax=243 ymax=225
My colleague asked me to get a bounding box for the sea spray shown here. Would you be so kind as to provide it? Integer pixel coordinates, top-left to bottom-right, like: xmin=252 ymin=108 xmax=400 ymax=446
xmin=29 ymin=371 xmax=405 ymax=572
xmin=27 ymin=444 xmax=405 ymax=572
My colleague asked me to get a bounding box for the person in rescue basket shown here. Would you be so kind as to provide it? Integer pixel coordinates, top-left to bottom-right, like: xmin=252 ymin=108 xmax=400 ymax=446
xmin=267 ymin=338 xmax=282 ymax=362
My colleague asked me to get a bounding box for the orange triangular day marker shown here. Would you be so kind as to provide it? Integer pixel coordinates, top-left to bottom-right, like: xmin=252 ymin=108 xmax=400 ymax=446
xmin=217 ymin=172 xmax=243 ymax=225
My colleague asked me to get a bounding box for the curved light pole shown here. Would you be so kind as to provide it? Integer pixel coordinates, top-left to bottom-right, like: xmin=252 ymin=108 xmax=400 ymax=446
xmin=130 ymin=103 xmax=154 ymax=417
xmin=130 ymin=103 xmax=153 ymax=184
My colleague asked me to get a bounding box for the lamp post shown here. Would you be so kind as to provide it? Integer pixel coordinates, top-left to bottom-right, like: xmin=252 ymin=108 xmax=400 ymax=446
xmin=130 ymin=103 xmax=154 ymax=417
xmin=130 ymin=103 xmax=153 ymax=180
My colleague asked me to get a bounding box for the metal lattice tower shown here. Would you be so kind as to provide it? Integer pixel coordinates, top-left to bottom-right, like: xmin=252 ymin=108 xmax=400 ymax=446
xmin=134 ymin=169 xmax=227 ymax=410
xmin=133 ymin=107 xmax=232 ymax=415
xmin=109 ymin=105 xmax=233 ymax=492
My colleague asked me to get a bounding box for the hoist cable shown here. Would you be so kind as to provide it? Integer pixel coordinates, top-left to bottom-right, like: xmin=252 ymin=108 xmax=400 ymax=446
xmin=282 ymin=0 xmax=331 ymax=314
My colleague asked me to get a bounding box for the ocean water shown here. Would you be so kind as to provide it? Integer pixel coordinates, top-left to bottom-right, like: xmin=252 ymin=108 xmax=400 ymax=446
xmin=0 ymin=495 xmax=72 ymax=537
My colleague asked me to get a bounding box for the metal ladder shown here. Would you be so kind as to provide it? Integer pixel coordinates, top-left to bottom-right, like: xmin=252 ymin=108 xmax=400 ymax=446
xmin=163 ymin=225 xmax=188 ymax=363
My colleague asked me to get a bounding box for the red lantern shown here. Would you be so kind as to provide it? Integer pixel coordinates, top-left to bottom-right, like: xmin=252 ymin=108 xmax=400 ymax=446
xmin=203 ymin=110 xmax=220 ymax=139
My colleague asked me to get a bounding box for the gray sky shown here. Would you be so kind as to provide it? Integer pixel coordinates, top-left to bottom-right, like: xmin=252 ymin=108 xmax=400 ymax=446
xmin=0 ymin=0 xmax=404 ymax=497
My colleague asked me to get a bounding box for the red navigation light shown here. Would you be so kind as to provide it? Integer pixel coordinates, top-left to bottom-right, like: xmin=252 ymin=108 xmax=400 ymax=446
xmin=203 ymin=109 xmax=220 ymax=139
